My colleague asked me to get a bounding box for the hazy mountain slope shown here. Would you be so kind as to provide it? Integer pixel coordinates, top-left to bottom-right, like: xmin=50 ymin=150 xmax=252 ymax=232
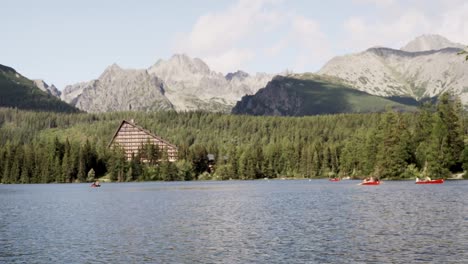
xmin=401 ymin=34 xmax=465 ymax=52
xmin=0 ymin=64 xmax=78 ymax=112
xmin=147 ymin=54 xmax=273 ymax=112
xmin=232 ymin=74 xmax=416 ymax=116
xmin=318 ymin=35 xmax=468 ymax=104
xmin=61 ymin=64 xmax=173 ymax=113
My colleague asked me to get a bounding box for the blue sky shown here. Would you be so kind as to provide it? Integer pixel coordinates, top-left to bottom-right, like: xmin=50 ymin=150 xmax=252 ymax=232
xmin=1 ymin=0 xmax=467 ymax=89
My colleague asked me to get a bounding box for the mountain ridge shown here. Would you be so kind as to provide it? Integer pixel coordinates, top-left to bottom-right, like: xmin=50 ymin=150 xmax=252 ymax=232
xmin=232 ymin=73 xmax=417 ymax=116
xmin=0 ymin=64 xmax=79 ymax=112
xmin=401 ymin=34 xmax=465 ymax=52
xmin=61 ymin=54 xmax=274 ymax=113
xmin=318 ymin=35 xmax=468 ymax=104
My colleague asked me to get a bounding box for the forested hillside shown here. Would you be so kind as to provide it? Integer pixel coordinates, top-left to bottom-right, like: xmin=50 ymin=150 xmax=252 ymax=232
xmin=0 ymin=92 xmax=466 ymax=183
xmin=0 ymin=64 xmax=78 ymax=113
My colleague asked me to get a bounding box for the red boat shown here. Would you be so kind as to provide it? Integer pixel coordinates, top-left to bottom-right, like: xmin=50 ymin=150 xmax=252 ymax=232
xmin=360 ymin=181 xmax=380 ymax=185
xmin=329 ymin=178 xmax=340 ymax=182
xmin=415 ymin=179 xmax=444 ymax=184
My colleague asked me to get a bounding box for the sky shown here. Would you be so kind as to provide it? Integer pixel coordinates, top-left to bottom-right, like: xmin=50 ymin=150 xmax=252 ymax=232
xmin=1 ymin=0 xmax=467 ymax=89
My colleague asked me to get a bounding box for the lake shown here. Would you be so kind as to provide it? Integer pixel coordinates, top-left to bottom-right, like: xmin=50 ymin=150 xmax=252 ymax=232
xmin=1 ymin=180 xmax=467 ymax=263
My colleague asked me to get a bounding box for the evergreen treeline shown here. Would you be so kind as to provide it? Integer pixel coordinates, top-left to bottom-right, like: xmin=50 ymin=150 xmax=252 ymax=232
xmin=0 ymin=92 xmax=467 ymax=183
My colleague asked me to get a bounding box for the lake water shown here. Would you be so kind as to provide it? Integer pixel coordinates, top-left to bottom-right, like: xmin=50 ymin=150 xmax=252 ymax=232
xmin=1 ymin=180 xmax=467 ymax=263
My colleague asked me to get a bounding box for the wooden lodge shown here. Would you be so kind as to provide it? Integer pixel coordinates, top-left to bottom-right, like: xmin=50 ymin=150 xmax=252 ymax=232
xmin=108 ymin=120 xmax=178 ymax=162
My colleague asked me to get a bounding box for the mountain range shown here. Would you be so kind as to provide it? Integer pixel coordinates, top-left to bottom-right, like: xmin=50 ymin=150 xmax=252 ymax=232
xmin=233 ymin=34 xmax=467 ymax=116
xmin=1 ymin=34 xmax=467 ymax=115
xmin=318 ymin=34 xmax=468 ymax=104
xmin=60 ymin=54 xmax=273 ymax=113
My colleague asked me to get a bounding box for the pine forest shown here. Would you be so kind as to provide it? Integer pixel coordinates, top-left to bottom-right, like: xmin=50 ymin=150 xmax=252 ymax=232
xmin=1 ymin=92 xmax=467 ymax=184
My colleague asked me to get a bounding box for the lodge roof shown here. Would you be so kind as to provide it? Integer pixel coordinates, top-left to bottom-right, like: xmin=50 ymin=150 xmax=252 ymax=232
xmin=108 ymin=120 xmax=177 ymax=149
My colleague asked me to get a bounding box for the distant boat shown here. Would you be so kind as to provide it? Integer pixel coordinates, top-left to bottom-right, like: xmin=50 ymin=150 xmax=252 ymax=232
xmin=359 ymin=178 xmax=380 ymax=185
xmin=329 ymin=178 xmax=340 ymax=182
xmin=415 ymin=178 xmax=444 ymax=184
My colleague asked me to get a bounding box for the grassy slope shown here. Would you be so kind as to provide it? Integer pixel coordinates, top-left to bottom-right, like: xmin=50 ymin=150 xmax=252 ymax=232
xmin=0 ymin=64 xmax=78 ymax=113
xmin=234 ymin=73 xmax=417 ymax=116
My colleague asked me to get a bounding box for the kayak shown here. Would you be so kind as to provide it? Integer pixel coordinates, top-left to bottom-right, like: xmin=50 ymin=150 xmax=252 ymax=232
xmin=329 ymin=178 xmax=340 ymax=182
xmin=360 ymin=181 xmax=380 ymax=185
xmin=415 ymin=179 xmax=444 ymax=184
xmin=91 ymin=184 xmax=101 ymax=187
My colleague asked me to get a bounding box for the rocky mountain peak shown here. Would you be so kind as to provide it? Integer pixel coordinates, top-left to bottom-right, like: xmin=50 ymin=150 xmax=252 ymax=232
xmin=401 ymin=34 xmax=465 ymax=52
xmin=150 ymin=54 xmax=211 ymax=76
xmin=98 ymin=63 xmax=127 ymax=81
xmin=33 ymin=79 xmax=61 ymax=97
xmin=102 ymin=63 xmax=122 ymax=73
xmin=319 ymin=38 xmax=468 ymax=104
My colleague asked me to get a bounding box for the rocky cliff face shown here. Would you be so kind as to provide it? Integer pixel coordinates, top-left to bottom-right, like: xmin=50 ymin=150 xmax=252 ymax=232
xmin=318 ymin=35 xmax=468 ymax=104
xmin=33 ymin=79 xmax=61 ymax=97
xmin=61 ymin=55 xmax=273 ymax=113
xmin=232 ymin=76 xmax=305 ymax=116
xmin=61 ymin=64 xmax=173 ymax=112
xmin=148 ymin=54 xmax=273 ymax=112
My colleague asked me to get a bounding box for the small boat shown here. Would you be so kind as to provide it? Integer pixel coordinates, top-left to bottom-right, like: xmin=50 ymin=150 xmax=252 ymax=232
xmin=329 ymin=178 xmax=340 ymax=182
xmin=360 ymin=180 xmax=380 ymax=185
xmin=415 ymin=179 xmax=444 ymax=184
xmin=91 ymin=184 xmax=101 ymax=187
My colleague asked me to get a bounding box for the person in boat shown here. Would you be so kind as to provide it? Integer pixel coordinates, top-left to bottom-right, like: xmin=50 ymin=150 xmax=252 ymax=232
xmin=363 ymin=177 xmax=373 ymax=183
xmin=424 ymin=176 xmax=431 ymax=181
xmin=92 ymin=180 xmax=100 ymax=187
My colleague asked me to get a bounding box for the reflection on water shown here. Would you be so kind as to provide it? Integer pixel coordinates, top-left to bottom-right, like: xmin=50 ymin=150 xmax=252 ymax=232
xmin=0 ymin=180 xmax=467 ymax=263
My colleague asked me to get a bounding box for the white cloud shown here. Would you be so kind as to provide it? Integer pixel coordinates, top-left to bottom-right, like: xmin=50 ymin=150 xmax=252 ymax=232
xmin=343 ymin=10 xmax=432 ymax=51
xmin=203 ymin=49 xmax=255 ymax=73
xmin=343 ymin=1 xmax=468 ymax=52
xmin=175 ymin=0 xmax=331 ymax=72
xmin=433 ymin=2 xmax=468 ymax=45
xmin=179 ymin=0 xmax=262 ymax=54
xmin=290 ymin=16 xmax=332 ymax=72
xmin=174 ymin=0 xmax=467 ymax=75
xmin=352 ymin=0 xmax=395 ymax=7
xmin=265 ymin=38 xmax=288 ymax=57
xmin=173 ymin=0 xmax=331 ymax=74
xmin=173 ymin=0 xmax=283 ymax=72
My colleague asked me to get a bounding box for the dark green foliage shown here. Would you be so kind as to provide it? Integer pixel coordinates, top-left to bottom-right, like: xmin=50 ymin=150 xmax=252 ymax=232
xmin=374 ymin=110 xmax=412 ymax=179
xmin=0 ymin=91 xmax=466 ymax=183
xmin=0 ymin=64 xmax=79 ymax=113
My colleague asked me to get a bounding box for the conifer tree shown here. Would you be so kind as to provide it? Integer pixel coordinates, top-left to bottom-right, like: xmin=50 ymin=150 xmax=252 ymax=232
xmin=77 ymin=149 xmax=86 ymax=183
xmin=374 ymin=110 xmax=411 ymax=179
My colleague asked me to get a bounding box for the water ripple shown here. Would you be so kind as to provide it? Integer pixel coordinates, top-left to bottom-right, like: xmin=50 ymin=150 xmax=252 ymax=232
xmin=0 ymin=180 xmax=467 ymax=263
